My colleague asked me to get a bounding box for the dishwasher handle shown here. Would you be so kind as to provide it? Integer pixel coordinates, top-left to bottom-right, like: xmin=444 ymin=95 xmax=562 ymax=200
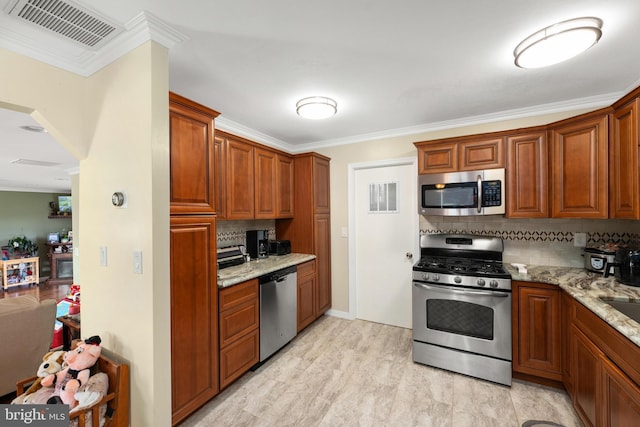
xmin=259 ymin=265 xmax=297 ymax=284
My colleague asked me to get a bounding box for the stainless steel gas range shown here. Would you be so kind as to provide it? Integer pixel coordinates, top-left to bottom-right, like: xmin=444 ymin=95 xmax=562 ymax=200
xmin=412 ymin=233 xmax=512 ymax=386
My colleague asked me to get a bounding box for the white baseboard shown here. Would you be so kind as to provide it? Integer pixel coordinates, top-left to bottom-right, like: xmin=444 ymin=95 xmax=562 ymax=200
xmin=325 ymin=308 xmax=355 ymax=320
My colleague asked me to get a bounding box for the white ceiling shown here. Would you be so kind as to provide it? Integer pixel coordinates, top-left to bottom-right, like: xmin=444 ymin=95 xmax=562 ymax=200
xmin=2 ymin=0 xmax=640 ymax=192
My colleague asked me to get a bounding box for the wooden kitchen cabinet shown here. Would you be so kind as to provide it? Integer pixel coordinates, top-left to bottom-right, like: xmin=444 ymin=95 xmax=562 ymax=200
xmin=512 ymin=281 xmax=562 ymax=382
xmin=506 ymin=130 xmax=549 ymax=218
xmin=254 ymin=147 xmax=277 ymax=219
xmin=296 ymin=260 xmax=316 ymax=332
xmin=572 ymin=325 xmax=602 ymax=427
xmin=225 ymin=133 xmax=255 ymax=219
xmin=170 ymin=216 xmax=218 ymax=425
xmin=214 ymin=135 xmax=226 ymax=219
xmin=277 ymin=153 xmax=332 ymax=324
xmin=549 ymin=109 xmax=610 ymax=218
xmin=610 ymin=94 xmax=640 ymax=219
xmin=564 ymin=294 xmax=640 ymax=427
xmin=276 ymin=154 xmax=294 ymax=218
xmin=562 ymin=291 xmax=575 ymax=395
xmin=218 ymin=279 xmax=259 ymax=389
xmin=169 ymin=92 xmax=219 ymax=215
xmin=415 ymin=134 xmax=504 ymax=174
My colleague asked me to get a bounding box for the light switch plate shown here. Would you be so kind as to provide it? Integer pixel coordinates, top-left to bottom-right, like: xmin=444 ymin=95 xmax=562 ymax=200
xmin=574 ymin=232 xmax=587 ymax=247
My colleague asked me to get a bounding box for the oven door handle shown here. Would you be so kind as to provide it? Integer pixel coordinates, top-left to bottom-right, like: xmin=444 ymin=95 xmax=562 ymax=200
xmin=413 ymin=282 xmax=509 ymax=298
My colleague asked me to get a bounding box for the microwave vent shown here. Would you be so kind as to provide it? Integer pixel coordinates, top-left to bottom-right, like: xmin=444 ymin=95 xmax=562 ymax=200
xmin=5 ymin=0 xmax=122 ymax=49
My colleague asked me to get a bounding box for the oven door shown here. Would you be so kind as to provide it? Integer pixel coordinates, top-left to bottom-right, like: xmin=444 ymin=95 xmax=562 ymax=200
xmin=412 ymin=280 xmax=511 ymax=360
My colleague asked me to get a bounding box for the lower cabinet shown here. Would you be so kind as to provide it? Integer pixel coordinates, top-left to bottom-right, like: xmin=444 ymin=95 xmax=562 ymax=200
xmin=512 ymin=281 xmax=562 ymax=382
xmin=297 ymin=260 xmax=316 ymax=332
xmin=566 ymin=295 xmax=640 ymax=427
xmin=218 ymin=279 xmax=259 ymax=389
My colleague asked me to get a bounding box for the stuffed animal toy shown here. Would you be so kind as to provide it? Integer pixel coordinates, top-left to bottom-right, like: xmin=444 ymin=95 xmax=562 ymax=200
xmin=11 ymin=350 xmax=66 ymax=404
xmin=41 ymin=335 xmax=102 ymax=409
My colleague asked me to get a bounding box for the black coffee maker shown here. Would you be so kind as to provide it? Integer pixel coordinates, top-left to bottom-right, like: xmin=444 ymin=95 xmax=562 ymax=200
xmin=246 ymin=230 xmax=269 ymax=260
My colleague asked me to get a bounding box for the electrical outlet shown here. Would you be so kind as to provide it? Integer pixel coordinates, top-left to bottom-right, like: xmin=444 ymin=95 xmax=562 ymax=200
xmin=99 ymin=246 xmax=108 ymax=266
xmin=341 ymin=227 xmax=348 ymax=238
xmin=574 ymin=232 xmax=587 ymax=247
xmin=133 ymin=250 xmax=143 ymax=274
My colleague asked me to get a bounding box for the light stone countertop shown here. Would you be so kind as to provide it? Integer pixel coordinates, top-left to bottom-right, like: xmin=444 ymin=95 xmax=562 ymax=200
xmin=217 ymin=253 xmax=316 ymax=288
xmin=506 ymin=264 xmax=640 ymax=347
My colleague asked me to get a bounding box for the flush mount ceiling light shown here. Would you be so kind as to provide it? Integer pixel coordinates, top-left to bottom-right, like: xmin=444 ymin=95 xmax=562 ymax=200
xmin=514 ymin=17 xmax=602 ymax=68
xmin=20 ymin=125 xmax=47 ymax=133
xmin=296 ymin=96 xmax=337 ymax=119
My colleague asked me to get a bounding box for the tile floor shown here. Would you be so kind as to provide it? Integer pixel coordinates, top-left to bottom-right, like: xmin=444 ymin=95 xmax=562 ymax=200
xmin=180 ymin=316 xmax=582 ymax=427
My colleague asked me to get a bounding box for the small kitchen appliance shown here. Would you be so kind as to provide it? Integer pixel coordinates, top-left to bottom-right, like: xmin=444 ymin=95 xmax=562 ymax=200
xmin=412 ymin=233 xmax=512 ymax=386
xmin=604 ymin=246 xmax=640 ymax=287
xmin=583 ymin=246 xmax=616 ymax=274
xmin=246 ymin=230 xmax=269 ymax=260
xmin=216 ymin=245 xmax=245 ymax=270
xmin=269 ymin=239 xmax=291 ymax=256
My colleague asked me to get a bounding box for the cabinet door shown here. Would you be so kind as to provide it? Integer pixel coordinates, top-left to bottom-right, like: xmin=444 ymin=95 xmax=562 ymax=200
xmin=297 ymin=260 xmax=316 ymax=332
xmin=254 ymin=147 xmax=277 ymax=219
xmin=459 ymin=137 xmax=505 ymax=171
xmin=313 ymin=155 xmax=331 ymax=214
xmin=610 ymin=98 xmax=639 ymax=219
xmin=170 ymin=216 xmax=218 ymax=424
xmin=169 ymin=93 xmax=219 ymax=215
xmin=602 ymin=356 xmax=640 ymax=427
xmin=416 ymin=141 xmax=458 ymax=174
xmin=314 ymin=214 xmax=332 ymax=315
xmin=219 ymin=329 xmax=259 ymax=390
xmin=214 ymin=135 xmax=226 ymax=219
xmin=276 ymin=154 xmax=294 ymax=218
xmin=572 ymin=326 xmax=603 ymax=427
xmin=550 ymin=113 xmax=609 ymax=218
xmin=226 ymin=137 xmax=255 ymax=219
xmin=513 ymin=283 xmax=561 ymax=380
xmin=506 ymin=132 xmax=548 ymax=218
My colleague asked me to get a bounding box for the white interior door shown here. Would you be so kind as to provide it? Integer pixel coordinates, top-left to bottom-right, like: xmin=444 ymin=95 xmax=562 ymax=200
xmin=354 ymin=161 xmax=416 ymax=328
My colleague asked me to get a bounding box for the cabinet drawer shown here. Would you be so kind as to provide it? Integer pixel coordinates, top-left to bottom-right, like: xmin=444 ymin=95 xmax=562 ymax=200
xmin=219 ymin=278 xmax=258 ymax=311
xmin=219 ymin=329 xmax=259 ymax=390
xmin=219 ymin=299 xmax=259 ymax=348
xmin=297 ymin=260 xmax=316 ymax=278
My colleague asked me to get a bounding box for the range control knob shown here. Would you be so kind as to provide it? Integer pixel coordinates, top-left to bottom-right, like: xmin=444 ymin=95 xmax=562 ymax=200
xmin=422 ymin=273 xmax=429 ymax=281
xmin=433 ymin=274 xmax=440 ymax=282
xmin=454 ymin=276 xmax=462 ymax=284
xmin=477 ymin=279 xmax=486 ymax=287
xmin=490 ymin=280 xmax=499 ymax=288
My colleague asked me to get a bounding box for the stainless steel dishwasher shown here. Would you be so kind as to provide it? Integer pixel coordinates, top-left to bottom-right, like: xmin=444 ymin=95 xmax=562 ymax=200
xmin=259 ymin=265 xmax=297 ymax=362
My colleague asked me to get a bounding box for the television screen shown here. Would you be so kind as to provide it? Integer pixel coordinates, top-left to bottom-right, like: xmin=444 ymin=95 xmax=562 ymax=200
xmin=58 ymin=196 xmax=72 ymax=213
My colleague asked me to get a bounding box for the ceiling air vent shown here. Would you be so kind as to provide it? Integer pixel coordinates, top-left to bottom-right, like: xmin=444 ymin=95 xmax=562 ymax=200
xmin=5 ymin=0 xmax=122 ymax=49
xmin=11 ymin=158 xmax=61 ymax=167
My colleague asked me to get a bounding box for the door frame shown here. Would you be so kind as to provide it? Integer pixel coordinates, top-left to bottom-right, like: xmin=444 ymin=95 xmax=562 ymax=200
xmin=347 ymin=157 xmax=418 ymax=320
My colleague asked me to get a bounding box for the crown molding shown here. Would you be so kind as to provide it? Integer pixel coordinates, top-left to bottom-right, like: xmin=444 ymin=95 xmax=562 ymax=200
xmin=0 ymin=10 xmax=187 ymax=77
xmin=296 ymin=91 xmax=622 ymax=152
xmin=215 ymin=116 xmax=293 ymax=152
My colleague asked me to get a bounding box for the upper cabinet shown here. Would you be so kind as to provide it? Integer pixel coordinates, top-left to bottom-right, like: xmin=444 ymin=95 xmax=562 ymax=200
xmin=549 ymin=109 xmax=610 ymax=218
xmin=415 ymin=135 xmax=504 ymax=174
xmin=215 ymin=130 xmax=294 ymax=220
xmin=610 ymin=94 xmax=640 ymax=219
xmin=169 ymin=92 xmax=220 ymax=215
xmin=506 ymin=130 xmax=548 ymax=218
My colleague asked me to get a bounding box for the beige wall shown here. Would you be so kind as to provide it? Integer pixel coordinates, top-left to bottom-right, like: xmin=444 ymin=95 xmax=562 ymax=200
xmin=318 ymin=109 xmax=596 ymax=313
xmin=1 ymin=44 xmax=171 ymax=426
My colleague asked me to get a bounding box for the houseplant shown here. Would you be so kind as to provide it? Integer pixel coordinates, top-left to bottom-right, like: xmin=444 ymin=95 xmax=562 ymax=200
xmin=7 ymin=236 xmax=38 ymax=257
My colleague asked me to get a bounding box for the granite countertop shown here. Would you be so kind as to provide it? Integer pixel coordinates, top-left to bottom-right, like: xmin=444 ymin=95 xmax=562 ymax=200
xmin=217 ymin=253 xmax=316 ymax=288
xmin=506 ymin=264 xmax=640 ymax=347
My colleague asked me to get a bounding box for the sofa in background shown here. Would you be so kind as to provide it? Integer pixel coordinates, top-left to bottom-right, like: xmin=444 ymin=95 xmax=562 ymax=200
xmin=0 ymin=295 xmax=56 ymax=396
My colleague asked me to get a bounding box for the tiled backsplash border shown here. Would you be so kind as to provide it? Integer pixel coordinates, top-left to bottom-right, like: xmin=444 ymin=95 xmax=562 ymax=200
xmin=419 ymin=228 xmax=640 ymax=245
xmin=217 ymin=219 xmax=276 ymax=248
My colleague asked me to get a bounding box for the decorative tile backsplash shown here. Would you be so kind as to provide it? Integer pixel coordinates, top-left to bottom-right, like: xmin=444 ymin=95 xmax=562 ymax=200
xmin=216 ymin=219 xmax=276 ymax=248
xmin=419 ymin=216 xmax=640 ymax=268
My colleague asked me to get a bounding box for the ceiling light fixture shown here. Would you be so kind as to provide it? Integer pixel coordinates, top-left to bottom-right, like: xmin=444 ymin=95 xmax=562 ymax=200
xmin=296 ymin=96 xmax=337 ymax=119
xmin=20 ymin=125 xmax=48 ymax=133
xmin=514 ymin=17 xmax=602 ymax=68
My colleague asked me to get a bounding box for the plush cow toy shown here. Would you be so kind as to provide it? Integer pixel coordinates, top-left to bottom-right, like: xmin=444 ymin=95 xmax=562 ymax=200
xmin=41 ymin=335 xmax=102 ymax=409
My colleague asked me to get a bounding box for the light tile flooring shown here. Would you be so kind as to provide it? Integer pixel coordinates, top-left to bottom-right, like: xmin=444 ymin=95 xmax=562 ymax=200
xmin=181 ymin=316 xmax=582 ymax=427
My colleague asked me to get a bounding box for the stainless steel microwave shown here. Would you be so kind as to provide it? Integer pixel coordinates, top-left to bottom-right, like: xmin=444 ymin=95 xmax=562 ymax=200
xmin=418 ymin=168 xmax=505 ymax=216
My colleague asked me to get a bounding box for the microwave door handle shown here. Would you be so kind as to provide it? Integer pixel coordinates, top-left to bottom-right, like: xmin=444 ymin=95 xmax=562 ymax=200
xmin=477 ymin=175 xmax=482 ymax=213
